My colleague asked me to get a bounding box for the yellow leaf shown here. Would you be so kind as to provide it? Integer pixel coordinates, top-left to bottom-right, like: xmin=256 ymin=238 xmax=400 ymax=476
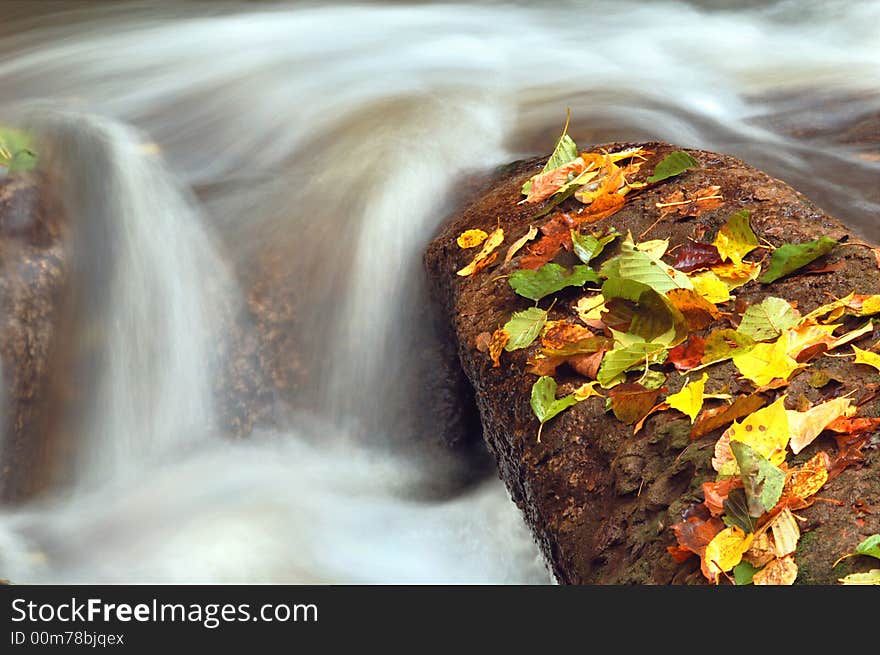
xmin=712 ymin=260 xmax=762 ymax=290
xmin=636 ymin=238 xmax=669 ymax=259
xmin=503 ymin=225 xmax=538 ymax=263
xmin=768 ymin=508 xmax=800 ymax=557
xmin=753 ymin=555 xmax=798 ymax=585
xmin=802 ymin=292 xmax=855 ymax=323
xmin=573 ymin=381 xmax=604 ymax=401
xmin=666 ymin=373 xmax=708 ymax=423
xmin=712 ymin=397 xmax=789 ymax=472
xmin=704 ymin=526 xmax=754 ymax=582
xmin=732 ymin=332 xmax=799 ymax=387
xmin=690 ymin=271 xmax=731 ymax=304
xmin=838 ymin=569 xmax=880 ymax=585
xmin=457 ymin=228 xmax=489 ymax=249
xmin=456 ymin=227 xmax=504 ymax=277
xmin=575 ymin=294 xmax=606 ymax=323
xmin=853 ymin=345 xmax=880 ymax=373
xmin=713 ymin=211 xmax=758 ymax=266
xmin=785 ymin=323 xmax=838 ymax=359
xmin=787 ymin=397 xmax=855 ymax=454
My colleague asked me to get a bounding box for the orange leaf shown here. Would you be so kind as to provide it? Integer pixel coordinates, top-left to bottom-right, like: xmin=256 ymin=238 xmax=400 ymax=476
xmin=488 ymin=329 xmax=509 ymax=368
xmin=525 ymin=158 xmax=588 ymax=204
xmin=520 ymin=212 xmax=578 ymax=270
xmin=541 ymin=322 xmax=595 ymax=351
xmin=690 ymin=393 xmax=767 ymax=440
xmin=783 ymin=451 xmax=830 ymax=502
xmin=655 ymin=185 xmax=723 ymax=218
xmin=703 ymin=477 xmax=743 ymax=516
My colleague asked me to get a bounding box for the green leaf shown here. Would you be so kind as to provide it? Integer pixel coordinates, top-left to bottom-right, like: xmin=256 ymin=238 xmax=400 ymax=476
xmin=503 ymin=307 xmax=547 ymax=352
xmin=640 ymin=369 xmax=667 ymax=390
xmin=758 ymin=237 xmax=837 ymax=284
xmin=699 ymin=329 xmax=756 ymax=367
xmin=856 ymin=534 xmax=880 ymax=561
xmin=722 ymin=488 xmax=757 ymax=534
xmin=737 ymin=297 xmax=800 ymax=342
xmin=714 ymin=210 xmax=758 ymax=265
xmin=571 ymin=228 xmax=619 ymax=266
xmin=646 ymin=150 xmax=698 ymax=183
xmin=730 ymin=440 xmax=785 ymax=518
xmin=617 ymin=239 xmax=693 ymax=294
xmin=596 ymin=340 xmax=668 ymax=388
xmin=733 ymin=560 xmax=759 ymax=585
xmin=0 ymin=126 xmax=38 ymax=173
xmin=530 ymin=376 xmax=580 ymax=441
xmin=838 ymin=569 xmax=880 ymax=585
xmin=508 ymin=263 xmax=599 ymax=301
xmin=522 ymin=132 xmax=578 ymax=195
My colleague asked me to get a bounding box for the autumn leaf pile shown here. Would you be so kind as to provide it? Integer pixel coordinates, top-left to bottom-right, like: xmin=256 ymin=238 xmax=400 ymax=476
xmin=455 ymin=118 xmax=880 ymax=585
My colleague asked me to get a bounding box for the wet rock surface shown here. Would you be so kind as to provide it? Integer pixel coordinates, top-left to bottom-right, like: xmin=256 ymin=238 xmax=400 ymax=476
xmin=0 ymin=175 xmax=67 ymax=501
xmin=425 ymin=142 xmax=880 ymax=584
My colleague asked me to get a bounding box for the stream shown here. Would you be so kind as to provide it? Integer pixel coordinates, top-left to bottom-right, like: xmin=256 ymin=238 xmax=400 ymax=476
xmin=0 ymin=0 xmax=877 ymax=583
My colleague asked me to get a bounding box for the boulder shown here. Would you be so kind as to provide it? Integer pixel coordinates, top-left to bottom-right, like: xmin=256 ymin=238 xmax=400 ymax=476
xmin=425 ymin=142 xmax=880 ymax=584
xmin=0 ymin=175 xmax=67 ymax=501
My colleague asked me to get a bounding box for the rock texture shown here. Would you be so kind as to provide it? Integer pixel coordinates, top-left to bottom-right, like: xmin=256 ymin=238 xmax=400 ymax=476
xmin=0 ymin=175 xmax=68 ymax=501
xmin=425 ymin=142 xmax=880 ymax=584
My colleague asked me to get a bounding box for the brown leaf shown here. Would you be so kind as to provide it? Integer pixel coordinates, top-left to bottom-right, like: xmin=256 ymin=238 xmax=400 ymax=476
xmin=488 ymin=329 xmax=509 ymax=368
xmin=671 ymin=513 xmax=725 ymax=563
xmin=690 ymin=393 xmax=767 ymax=440
xmin=829 ymin=433 xmax=871 ymax=478
xmin=656 ymin=185 xmax=723 ymax=218
xmin=668 ymin=335 xmax=707 ymax=372
xmin=670 ymin=240 xmax=723 ymax=272
xmin=475 ymin=331 xmax=492 ymax=353
xmin=608 ymin=383 xmax=662 ymax=425
xmin=570 ymin=350 xmax=605 ymax=379
xmin=666 ymin=288 xmax=721 ymax=331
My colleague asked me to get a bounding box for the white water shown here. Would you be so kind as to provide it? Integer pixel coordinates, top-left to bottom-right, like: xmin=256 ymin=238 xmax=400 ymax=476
xmin=0 ymin=1 xmax=877 ymax=583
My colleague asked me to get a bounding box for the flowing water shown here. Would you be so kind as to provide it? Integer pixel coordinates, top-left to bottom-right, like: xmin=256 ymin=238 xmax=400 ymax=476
xmin=0 ymin=0 xmax=877 ymax=583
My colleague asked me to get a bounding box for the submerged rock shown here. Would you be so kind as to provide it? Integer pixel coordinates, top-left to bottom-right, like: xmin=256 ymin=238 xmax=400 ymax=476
xmin=425 ymin=142 xmax=880 ymax=584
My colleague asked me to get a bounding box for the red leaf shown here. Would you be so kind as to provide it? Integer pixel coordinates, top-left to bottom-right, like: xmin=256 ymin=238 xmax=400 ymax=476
xmin=667 ymin=544 xmax=694 ymax=563
xmin=668 ymin=335 xmax=707 ymax=372
xmin=670 ymin=240 xmax=722 ymax=272
xmin=520 ymin=212 xmax=577 ymax=269
xmin=829 ymin=433 xmax=871 ymax=478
